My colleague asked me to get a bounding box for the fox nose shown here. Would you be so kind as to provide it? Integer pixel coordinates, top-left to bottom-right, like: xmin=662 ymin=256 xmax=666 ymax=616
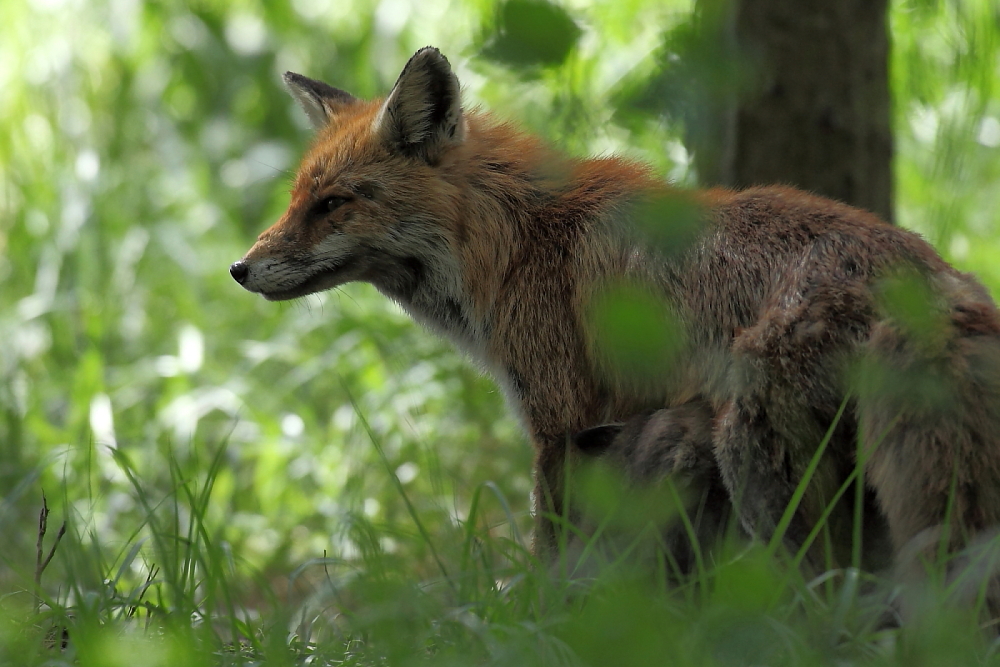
xmin=230 ymin=260 xmax=249 ymax=284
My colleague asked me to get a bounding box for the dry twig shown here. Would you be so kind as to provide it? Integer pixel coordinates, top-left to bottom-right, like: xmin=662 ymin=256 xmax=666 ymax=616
xmin=34 ymin=492 xmax=67 ymax=611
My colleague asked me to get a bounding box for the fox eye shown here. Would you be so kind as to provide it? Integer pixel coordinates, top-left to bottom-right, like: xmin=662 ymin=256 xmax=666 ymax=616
xmin=323 ymin=196 xmax=348 ymax=212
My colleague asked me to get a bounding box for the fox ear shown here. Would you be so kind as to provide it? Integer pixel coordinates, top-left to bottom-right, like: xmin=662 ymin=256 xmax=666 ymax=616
xmin=282 ymin=72 xmax=357 ymax=130
xmin=573 ymin=423 xmax=624 ymax=456
xmin=376 ymin=47 xmax=464 ymax=163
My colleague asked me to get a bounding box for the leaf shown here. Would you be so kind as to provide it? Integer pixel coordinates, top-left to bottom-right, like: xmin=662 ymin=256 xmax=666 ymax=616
xmin=634 ymin=189 xmax=708 ymax=259
xmin=481 ymin=0 xmax=581 ymax=69
xmin=612 ymin=4 xmax=753 ymax=131
xmin=587 ymin=282 xmax=687 ymax=384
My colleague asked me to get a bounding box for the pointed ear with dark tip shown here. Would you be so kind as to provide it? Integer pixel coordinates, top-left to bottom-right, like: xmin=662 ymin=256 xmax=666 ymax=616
xmin=282 ymin=71 xmax=357 ymax=130
xmin=376 ymin=46 xmax=464 ymax=163
xmin=573 ymin=423 xmax=624 ymax=457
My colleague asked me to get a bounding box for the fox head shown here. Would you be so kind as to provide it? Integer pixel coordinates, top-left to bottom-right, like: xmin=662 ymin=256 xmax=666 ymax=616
xmin=231 ymin=47 xmax=469 ymax=314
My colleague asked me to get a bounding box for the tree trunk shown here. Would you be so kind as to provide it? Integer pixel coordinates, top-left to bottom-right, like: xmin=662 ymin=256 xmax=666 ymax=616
xmin=697 ymin=0 xmax=894 ymax=222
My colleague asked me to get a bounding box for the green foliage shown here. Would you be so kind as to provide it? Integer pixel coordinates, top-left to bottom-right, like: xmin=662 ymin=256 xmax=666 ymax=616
xmin=571 ymin=458 xmax=684 ymax=531
xmin=481 ymin=0 xmax=582 ymax=69
xmin=892 ymin=0 xmax=1000 ymax=267
xmin=634 ymin=189 xmax=707 ymax=258
xmin=587 ymin=282 xmax=687 ymax=385
xmin=1 ymin=0 xmax=999 ymax=664
xmin=612 ymin=0 xmax=749 ymax=131
xmin=5 ymin=421 xmax=995 ymax=666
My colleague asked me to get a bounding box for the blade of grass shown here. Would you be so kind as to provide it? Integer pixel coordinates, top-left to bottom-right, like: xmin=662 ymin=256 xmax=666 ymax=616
xmin=341 ymin=381 xmax=457 ymax=595
xmin=765 ymin=396 xmax=850 ymax=562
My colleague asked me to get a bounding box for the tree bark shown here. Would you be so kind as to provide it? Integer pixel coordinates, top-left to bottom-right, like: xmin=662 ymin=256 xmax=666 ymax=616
xmin=698 ymin=0 xmax=894 ymax=222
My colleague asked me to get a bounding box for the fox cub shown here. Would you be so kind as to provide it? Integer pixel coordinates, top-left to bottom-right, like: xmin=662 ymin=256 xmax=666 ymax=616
xmin=232 ymin=47 xmax=1000 ymax=574
xmin=573 ymin=404 xmax=893 ymax=573
xmin=572 ymin=402 xmax=733 ymax=574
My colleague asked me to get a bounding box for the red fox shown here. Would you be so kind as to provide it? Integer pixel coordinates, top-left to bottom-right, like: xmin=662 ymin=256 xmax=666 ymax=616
xmin=232 ymin=47 xmax=1000 ymax=574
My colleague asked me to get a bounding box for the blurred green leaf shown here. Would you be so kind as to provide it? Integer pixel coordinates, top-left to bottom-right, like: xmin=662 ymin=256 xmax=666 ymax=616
xmin=481 ymin=0 xmax=581 ymax=69
xmin=613 ymin=1 xmax=750 ymax=121
xmin=635 ymin=189 xmax=707 ymax=258
xmin=851 ymin=269 xmax=958 ymax=414
xmin=558 ymin=582 xmax=680 ymax=667
xmin=572 ymin=459 xmax=683 ymax=530
xmin=711 ymin=546 xmax=783 ymax=613
xmin=587 ymin=282 xmax=687 ymax=384
xmin=874 ymin=269 xmax=949 ymax=348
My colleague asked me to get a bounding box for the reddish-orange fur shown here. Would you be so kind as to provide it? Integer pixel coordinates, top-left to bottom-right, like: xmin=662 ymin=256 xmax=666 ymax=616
xmin=234 ymin=48 xmax=1000 ymax=581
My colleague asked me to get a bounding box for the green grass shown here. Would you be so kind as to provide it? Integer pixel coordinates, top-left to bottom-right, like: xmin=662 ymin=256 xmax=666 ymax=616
xmin=0 ymin=426 xmax=1000 ymax=667
xmin=6 ymin=404 xmax=1000 ymax=666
